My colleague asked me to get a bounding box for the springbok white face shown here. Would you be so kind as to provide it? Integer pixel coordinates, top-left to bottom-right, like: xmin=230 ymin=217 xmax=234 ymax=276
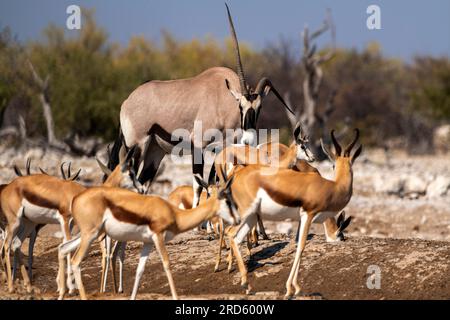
xmin=293 ymin=122 xmax=315 ymax=163
xmin=225 ymin=3 xmax=294 ymax=146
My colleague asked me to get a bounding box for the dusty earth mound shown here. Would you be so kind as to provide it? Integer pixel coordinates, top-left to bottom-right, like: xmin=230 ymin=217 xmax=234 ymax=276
xmin=1 ymin=232 xmax=449 ymax=300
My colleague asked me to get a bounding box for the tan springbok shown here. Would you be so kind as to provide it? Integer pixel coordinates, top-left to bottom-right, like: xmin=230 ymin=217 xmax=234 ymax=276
xmin=57 ymin=174 xmax=240 ymax=300
xmin=0 ymin=148 xmax=139 ymax=294
xmin=223 ymin=129 xmax=362 ymax=296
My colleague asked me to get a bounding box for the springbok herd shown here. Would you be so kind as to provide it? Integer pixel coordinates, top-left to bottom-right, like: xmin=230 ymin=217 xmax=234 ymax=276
xmin=0 ymin=4 xmax=362 ymax=300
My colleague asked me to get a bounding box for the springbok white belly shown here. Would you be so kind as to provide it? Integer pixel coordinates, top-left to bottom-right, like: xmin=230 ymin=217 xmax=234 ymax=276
xmin=103 ymin=209 xmax=153 ymax=242
xmin=22 ymin=199 xmax=61 ymax=225
xmin=256 ymin=189 xmax=337 ymax=224
xmin=257 ymin=189 xmax=299 ymax=221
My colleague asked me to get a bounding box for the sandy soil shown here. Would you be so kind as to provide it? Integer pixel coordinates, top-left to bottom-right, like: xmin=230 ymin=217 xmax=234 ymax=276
xmin=0 ymin=148 xmax=449 ymax=300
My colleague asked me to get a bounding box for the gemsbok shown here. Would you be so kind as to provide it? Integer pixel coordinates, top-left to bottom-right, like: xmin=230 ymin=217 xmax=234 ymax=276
xmin=223 ymin=129 xmax=362 ymax=296
xmin=107 ymin=3 xmax=293 ymax=210
xmin=57 ymin=174 xmax=240 ymax=300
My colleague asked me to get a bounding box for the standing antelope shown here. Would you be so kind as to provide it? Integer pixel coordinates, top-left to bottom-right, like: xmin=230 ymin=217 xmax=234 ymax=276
xmin=0 ymin=148 xmax=139 ymax=294
xmin=57 ymin=174 xmax=240 ymax=300
xmin=107 ymin=3 xmax=293 ymax=210
xmin=223 ymin=129 xmax=362 ymax=296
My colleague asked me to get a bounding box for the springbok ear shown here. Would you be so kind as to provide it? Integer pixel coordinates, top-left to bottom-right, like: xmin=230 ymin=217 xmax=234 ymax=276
xmin=339 ymin=216 xmax=352 ymax=232
xmin=118 ymin=144 xmax=127 ymax=164
xmin=293 ymin=122 xmax=303 ymax=142
xmin=193 ymin=174 xmax=209 ymax=190
xmin=225 ymin=79 xmax=242 ymax=101
xmin=351 ymin=145 xmax=363 ymax=164
xmin=96 ymin=157 xmax=112 ymax=176
xmin=320 ymin=139 xmax=335 ymax=162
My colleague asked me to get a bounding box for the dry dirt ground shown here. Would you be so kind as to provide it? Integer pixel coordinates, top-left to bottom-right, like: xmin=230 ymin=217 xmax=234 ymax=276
xmin=0 ymin=148 xmax=449 ymax=300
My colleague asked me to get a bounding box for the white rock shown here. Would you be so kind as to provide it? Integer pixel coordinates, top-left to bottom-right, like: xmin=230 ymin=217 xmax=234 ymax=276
xmin=373 ymin=173 xmax=404 ymax=194
xmin=403 ymin=175 xmax=428 ymax=195
xmin=426 ymin=176 xmax=450 ymax=198
xmin=276 ymin=221 xmax=294 ymax=235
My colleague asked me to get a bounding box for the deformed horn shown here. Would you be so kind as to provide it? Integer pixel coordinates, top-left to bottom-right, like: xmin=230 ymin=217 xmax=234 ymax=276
xmin=255 ymin=78 xmax=294 ymax=114
xmin=344 ymin=128 xmax=360 ymax=156
xmin=225 ymin=3 xmax=249 ymax=96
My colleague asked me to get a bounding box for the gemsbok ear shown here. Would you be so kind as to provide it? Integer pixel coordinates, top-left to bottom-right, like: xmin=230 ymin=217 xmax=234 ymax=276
xmin=320 ymin=139 xmax=335 ymax=162
xmin=351 ymin=145 xmax=363 ymax=164
xmin=225 ymin=79 xmax=242 ymax=101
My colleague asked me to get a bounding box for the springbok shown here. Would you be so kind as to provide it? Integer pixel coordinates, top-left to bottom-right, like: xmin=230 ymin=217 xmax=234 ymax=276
xmin=7 ymin=159 xmax=82 ymax=283
xmin=0 ymin=148 xmax=139 ymax=294
xmin=222 ymin=129 xmax=362 ymax=296
xmin=107 ymin=3 xmax=293 ymax=211
xmin=57 ymin=174 xmax=240 ymax=300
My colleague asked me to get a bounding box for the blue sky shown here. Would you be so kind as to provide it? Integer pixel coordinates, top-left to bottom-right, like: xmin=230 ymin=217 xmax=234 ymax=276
xmin=0 ymin=0 xmax=449 ymax=60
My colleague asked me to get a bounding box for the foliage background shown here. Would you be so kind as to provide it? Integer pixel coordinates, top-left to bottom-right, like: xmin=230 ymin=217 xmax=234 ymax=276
xmin=0 ymin=10 xmax=449 ymax=150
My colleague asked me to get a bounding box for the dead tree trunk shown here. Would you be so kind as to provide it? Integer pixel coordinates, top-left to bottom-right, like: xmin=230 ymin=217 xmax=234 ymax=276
xmin=285 ymin=9 xmax=337 ymax=159
xmin=27 ymin=60 xmax=59 ymax=146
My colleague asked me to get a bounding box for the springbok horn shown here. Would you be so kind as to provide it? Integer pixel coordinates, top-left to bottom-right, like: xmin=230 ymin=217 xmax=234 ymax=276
xmin=26 ymin=158 xmax=31 ymax=175
xmin=70 ymin=168 xmax=82 ymax=181
xmin=60 ymin=162 xmax=67 ymax=180
xmin=255 ymin=78 xmax=295 ymax=114
xmin=39 ymin=167 xmax=49 ymax=175
xmin=67 ymin=162 xmax=72 ymax=178
xmin=337 ymin=211 xmax=345 ymax=227
xmin=225 ymin=3 xmax=249 ymax=96
xmin=330 ymin=130 xmax=342 ymax=156
xmin=13 ymin=165 xmax=22 ymax=177
xmin=344 ymin=128 xmax=360 ymax=156
xmin=96 ymin=157 xmax=112 ymax=176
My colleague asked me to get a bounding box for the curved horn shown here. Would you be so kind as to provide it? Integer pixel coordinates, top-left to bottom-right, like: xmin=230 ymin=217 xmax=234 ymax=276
xmin=39 ymin=167 xmax=49 ymax=175
xmin=225 ymin=3 xmax=249 ymax=96
xmin=13 ymin=165 xmax=22 ymax=177
xmin=70 ymin=168 xmax=82 ymax=181
xmin=330 ymin=130 xmax=342 ymax=156
xmin=26 ymin=158 xmax=31 ymax=175
xmin=67 ymin=162 xmax=72 ymax=178
xmin=60 ymin=162 xmax=67 ymax=180
xmin=344 ymin=128 xmax=360 ymax=156
xmin=255 ymin=78 xmax=295 ymax=114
